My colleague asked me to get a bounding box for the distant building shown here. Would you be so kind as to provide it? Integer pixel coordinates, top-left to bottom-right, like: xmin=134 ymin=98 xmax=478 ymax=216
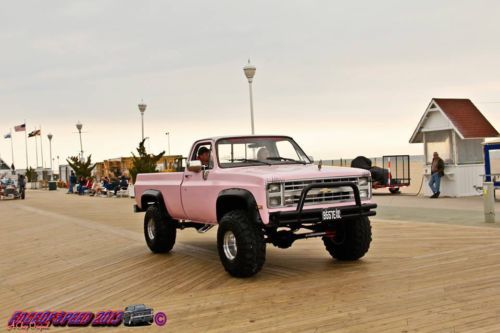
xmin=0 ymin=158 xmax=10 ymax=171
xmin=92 ymin=155 xmax=185 ymax=180
xmin=410 ymin=98 xmax=499 ymax=196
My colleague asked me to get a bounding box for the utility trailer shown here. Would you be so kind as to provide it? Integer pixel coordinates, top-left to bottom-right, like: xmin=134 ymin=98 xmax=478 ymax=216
xmin=372 ymin=155 xmax=411 ymax=194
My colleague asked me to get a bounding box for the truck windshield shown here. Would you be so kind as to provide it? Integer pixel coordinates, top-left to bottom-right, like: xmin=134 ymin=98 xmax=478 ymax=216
xmin=217 ymin=136 xmax=311 ymax=168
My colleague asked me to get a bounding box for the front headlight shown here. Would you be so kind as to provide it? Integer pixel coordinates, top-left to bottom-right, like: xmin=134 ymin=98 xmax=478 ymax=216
xmin=269 ymin=197 xmax=282 ymax=207
xmin=358 ymin=177 xmax=369 ymax=186
xmin=357 ymin=177 xmax=371 ymax=199
xmin=268 ymin=183 xmax=281 ymax=193
xmin=267 ymin=183 xmax=283 ymax=207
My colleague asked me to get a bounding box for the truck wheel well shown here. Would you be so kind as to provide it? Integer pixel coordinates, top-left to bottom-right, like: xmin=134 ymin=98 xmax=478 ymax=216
xmin=216 ymin=189 xmax=259 ymax=223
xmin=217 ymin=196 xmax=248 ymax=221
xmin=141 ymin=190 xmax=170 ymax=218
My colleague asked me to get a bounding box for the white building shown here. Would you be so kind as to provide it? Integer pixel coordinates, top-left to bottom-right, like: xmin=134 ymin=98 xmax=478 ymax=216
xmin=410 ymin=98 xmax=498 ymax=197
xmin=0 ymin=157 xmax=13 ymax=178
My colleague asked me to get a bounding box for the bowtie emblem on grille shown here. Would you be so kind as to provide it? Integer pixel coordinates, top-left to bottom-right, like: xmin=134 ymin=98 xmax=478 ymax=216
xmin=319 ymin=188 xmax=333 ymax=194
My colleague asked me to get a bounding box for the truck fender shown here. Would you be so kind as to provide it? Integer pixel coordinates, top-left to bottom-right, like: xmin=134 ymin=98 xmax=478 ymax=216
xmin=216 ymin=189 xmax=260 ymax=224
xmin=140 ymin=189 xmax=171 ymax=218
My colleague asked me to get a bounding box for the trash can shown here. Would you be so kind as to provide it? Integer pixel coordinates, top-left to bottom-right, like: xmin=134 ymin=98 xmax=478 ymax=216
xmin=483 ymin=182 xmax=495 ymax=223
xmin=48 ymin=181 xmax=57 ymax=191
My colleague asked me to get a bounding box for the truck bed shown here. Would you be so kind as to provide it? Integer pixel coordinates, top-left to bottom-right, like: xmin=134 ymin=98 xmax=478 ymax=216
xmin=134 ymin=172 xmax=185 ymax=219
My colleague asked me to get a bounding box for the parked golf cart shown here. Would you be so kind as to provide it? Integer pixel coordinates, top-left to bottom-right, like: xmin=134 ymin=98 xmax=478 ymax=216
xmin=0 ymin=177 xmax=23 ymax=200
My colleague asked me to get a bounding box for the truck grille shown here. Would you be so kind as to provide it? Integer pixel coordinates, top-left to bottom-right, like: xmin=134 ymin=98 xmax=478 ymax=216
xmin=283 ymin=178 xmax=359 ymax=206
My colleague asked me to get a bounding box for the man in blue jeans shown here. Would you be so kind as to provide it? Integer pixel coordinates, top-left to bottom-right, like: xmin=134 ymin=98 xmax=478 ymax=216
xmin=67 ymin=171 xmax=77 ymax=194
xmin=429 ymin=152 xmax=445 ymax=198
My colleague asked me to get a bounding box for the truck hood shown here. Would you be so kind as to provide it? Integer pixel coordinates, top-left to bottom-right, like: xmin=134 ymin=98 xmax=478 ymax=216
xmin=218 ymin=163 xmax=370 ymax=182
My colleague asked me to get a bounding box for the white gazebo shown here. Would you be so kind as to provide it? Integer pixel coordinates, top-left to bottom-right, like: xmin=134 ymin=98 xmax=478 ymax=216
xmin=410 ymin=98 xmax=499 ymax=197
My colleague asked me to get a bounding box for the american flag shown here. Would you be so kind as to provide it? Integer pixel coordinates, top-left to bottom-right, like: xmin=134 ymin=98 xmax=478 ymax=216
xmin=14 ymin=123 xmax=26 ymax=132
xmin=28 ymin=129 xmax=41 ymax=138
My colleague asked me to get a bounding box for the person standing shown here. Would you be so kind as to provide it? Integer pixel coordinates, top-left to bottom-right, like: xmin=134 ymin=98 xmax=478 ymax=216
xmin=68 ymin=171 xmax=77 ymax=194
xmin=17 ymin=174 xmax=26 ymax=199
xmin=429 ymin=152 xmax=445 ymax=198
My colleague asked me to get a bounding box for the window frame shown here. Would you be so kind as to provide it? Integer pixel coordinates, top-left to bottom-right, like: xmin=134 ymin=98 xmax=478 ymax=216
xmin=215 ymin=136 xmax=312 ymax=169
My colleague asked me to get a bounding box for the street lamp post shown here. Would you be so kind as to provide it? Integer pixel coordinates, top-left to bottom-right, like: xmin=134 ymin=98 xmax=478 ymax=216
xmin=243 ymin=60 xmax=257 ymax=135
xmin=165 ymin=132 xmax=171 ymax=155
xmin=138 ymin=101 xmax=147 ymax=141
xmin=76 ymin=121 xmax=83 ymax=160
xmin=47 ymin=133 xmax=53 ymax=180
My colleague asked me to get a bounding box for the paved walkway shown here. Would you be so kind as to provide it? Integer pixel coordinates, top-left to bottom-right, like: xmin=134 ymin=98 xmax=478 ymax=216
xmin=1 ymin=190 xmax=500 ymax=332
xmin=373 ymin=193 xmax=500 ymax=227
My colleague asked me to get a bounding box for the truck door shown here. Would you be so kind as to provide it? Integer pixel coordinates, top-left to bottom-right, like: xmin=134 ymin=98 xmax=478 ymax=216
xmin=181 ymin=142 xmax=216 ymax=223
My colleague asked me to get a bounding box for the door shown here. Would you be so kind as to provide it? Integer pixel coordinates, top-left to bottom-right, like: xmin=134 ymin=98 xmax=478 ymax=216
xmin=181 ymin=142 xmax=216 ymax=223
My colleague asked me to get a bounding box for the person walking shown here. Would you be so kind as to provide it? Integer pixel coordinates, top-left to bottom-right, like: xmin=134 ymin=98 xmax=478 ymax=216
xmin=67 ymin=171 xmax=77 ymax=194
xmin=429 ymin=152 xmax=445 ymax=198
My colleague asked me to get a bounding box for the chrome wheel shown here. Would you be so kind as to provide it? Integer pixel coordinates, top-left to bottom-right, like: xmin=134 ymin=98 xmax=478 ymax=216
xmin=223 ymin=230 xmax=237 ymax=260
xmin=147 ymin=218 xmax=155 ymax=240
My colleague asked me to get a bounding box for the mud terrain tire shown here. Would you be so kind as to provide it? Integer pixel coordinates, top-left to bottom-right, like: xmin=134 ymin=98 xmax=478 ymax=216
xmin=323 ymin=217 xmax=371 ymax=261
xmin=217 ymin=210 xmax=266 ymax=277
xmin=144 ymin=205 xmax=176 ymax=253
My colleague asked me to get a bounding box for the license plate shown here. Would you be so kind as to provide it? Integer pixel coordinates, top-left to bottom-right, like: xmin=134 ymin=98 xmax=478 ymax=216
xmin=322 ymin=208 xmax=342 ymax=221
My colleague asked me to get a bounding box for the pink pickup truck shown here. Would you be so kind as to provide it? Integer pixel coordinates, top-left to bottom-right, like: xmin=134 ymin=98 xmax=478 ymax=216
xmin=134 ymin=135 xmax=376 ymax=277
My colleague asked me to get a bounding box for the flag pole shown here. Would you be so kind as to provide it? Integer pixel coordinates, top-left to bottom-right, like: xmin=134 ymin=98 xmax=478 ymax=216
xmin=39 ymin=125 xmax=44 ymax=169
xmin=34 ymin=130 xmax=39 ymax=168
xmin=10 ymin=129 xmax=15 ymax=169
xmin=24 ymin=120 xmax=29 ymax=170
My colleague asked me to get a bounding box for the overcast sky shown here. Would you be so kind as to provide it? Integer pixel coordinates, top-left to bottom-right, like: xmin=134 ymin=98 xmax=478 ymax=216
xmin=1 ymin=0 xmax=499 ymax=169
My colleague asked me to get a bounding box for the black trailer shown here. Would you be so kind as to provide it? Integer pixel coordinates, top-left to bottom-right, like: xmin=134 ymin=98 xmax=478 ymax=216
xmin=372 ymin=155 xmax=411 ymax=194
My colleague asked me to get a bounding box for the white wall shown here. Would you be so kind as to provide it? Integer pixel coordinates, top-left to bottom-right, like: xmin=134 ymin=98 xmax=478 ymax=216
xmin=422 ymin=110 xmax=453 ymax=131
xmin=423 ymin=164 xmax=483 ymax=197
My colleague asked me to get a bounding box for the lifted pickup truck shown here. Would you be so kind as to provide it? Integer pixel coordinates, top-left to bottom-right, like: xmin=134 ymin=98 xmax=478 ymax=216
xmin=134 ymin=135 xmax=376 ymax=277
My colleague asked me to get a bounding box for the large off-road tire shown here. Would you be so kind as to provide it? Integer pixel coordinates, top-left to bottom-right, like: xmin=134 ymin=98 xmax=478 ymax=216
xmin=217 ymin=210 xmax=266 ymax=277
xmin=144 ymin=205 xmax=176 ymax=253
xmin=322 ymin=217 xmax=371 ymax=261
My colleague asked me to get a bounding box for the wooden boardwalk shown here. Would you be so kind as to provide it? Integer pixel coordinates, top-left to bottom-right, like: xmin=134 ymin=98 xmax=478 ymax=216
xmin=2 ymin=190 xmax=500 ymax=332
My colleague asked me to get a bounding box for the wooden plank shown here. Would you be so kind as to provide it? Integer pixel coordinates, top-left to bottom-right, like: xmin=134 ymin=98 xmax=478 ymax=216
xmin=1 ymin=190 xmax=500 ymax=332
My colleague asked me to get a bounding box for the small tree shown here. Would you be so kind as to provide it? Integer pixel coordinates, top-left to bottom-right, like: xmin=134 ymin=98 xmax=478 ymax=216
xmin=130 ymin=139 xmax=165 ymax=183
xmin=25 ymin=167 xmax=38 ymax=182
xmin=67 ymin=155 xmax=96 ymax=178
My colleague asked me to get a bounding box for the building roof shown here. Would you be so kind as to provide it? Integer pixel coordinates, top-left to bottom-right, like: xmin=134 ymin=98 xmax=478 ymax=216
xmin=0 ymin=158 xmax=11 ymax=170
xmin=410 ymin=98 xmax=499 ymax=143
xmin=434 ymin=99 xmax=498 ymax=138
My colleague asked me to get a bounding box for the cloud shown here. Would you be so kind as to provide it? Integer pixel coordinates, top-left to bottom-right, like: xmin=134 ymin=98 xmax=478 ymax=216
xmin=1 ymin=0 xmax=499 ymax=166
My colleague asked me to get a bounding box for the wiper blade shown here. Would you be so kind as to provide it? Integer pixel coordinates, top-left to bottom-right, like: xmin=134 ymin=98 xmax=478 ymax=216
xmin=267 ymin=157 xmax=306 ymax=164
xmin=234 ymin=158 xmax=271 ymax=165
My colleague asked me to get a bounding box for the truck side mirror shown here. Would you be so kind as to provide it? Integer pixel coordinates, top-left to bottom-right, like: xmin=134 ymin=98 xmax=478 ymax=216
xmin=187 ymin=160 xmax=202 ymax=173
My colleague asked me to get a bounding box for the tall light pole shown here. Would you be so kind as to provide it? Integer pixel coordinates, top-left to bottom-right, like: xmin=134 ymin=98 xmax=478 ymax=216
xmin=76 ymin=121 xmax=83 ymax=160
xmin=47 ymin=133 xmax=53 ymax=180
xmin=243 ymin=60 xmax=257 ymax=135
xmin=165 ymin=132 xmax=171 ymax=155
xmin=138 ymin=101 xmax=147 ymax=140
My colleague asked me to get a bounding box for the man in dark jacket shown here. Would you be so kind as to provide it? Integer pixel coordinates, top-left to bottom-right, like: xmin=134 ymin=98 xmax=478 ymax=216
xmin=67 ymin=171 xmax=77 ymax=194
xmin=429 ymin=152 xmax=445 ymax=198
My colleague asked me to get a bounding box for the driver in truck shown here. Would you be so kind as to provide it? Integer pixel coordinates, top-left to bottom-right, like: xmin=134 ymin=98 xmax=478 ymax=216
xmin=198 ymin=146 xmax=211 ymax=167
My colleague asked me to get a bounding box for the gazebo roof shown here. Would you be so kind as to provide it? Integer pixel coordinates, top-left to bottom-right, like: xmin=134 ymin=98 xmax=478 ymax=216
xmin=410 ymin=98 xmax=499 ymax=143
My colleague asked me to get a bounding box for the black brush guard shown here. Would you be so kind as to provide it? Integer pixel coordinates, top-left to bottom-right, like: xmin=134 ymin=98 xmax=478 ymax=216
xmin=268 ymin=181 xmax=377 ymax=226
